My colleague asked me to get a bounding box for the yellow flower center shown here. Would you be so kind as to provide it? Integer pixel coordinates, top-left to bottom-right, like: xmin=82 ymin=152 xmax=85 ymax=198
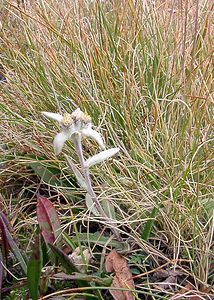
xmin=82 ymin=112 xmax=91 ymax=124
xmin=62 ymin=113 xmax=73 ymax=127
xmin=71 ymin=108 xmax=91 ymax=125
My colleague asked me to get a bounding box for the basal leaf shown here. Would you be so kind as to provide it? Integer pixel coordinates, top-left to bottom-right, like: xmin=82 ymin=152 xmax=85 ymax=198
xmin=49 ymin=245 xmax=95 ymax=297
xmin=0 ymin=215 xmax=9 ymax=262
xmin=70 ymin=233 xmax=125 ymax=250
xmin=101 ymin=199 xmax=116 ymax=220
xmin=53 ymin=272 xmax=112 ymax=286
xmin=4 ymin=225 xmax=27 ymax=274
xmin=0 ymin=250 xmax=3 ymax=297
xmin=65 ymin=155 xmax=89 ymax=191
xmin=48 ymin=244 xmax=79 ymax=274
xmin=85 ymin=193 xmax=100 ymax=216
xmin=30 ymin=163 xmax=64 ymax=187
xmin=62 ymin=232 xmax=77 ymax=250
xmin=37 ymin=195 xmax=62 ymax=246
xmin=0 ymin=211 xmax=13 ymax=232
xmin=27 ymin=235 xmax=42 ymax=300
xmin=0 ymin=212 xmax=27 ymax=274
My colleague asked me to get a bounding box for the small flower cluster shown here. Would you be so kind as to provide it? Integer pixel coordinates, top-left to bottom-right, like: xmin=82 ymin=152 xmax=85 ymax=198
xmin=42 ymin=108 xmax=119 ymax=167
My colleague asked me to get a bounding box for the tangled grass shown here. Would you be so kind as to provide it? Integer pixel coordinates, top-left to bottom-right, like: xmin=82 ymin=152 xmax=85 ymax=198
xmin=0 ymin=0 xmax=213 ymax=299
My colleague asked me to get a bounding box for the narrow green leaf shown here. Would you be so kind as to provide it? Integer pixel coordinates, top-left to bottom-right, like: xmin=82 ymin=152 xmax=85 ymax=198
xmin=53 ymin=272 xmax=112 ymax=286
xmin=101 ymin=199 xmax=116 ymax=220
xmin=48 ymin=245 xmax=97 ymax=300
xmin=201 ymin=198 xmax=214 ymax=218
xmin=41 ymin=238 xmax=49 ymax=266
xmin=29 ymin=162 xmax=63 ymax=187
xmin=63 ymin=232 xmax=77 ymax=250
xmin=27 ymin=235 xmax=42 ymax=300
xmin=48 ymin=243 xmax=79 ymax=274
xmin=71 ymin=233 xmax=125 ymax=250
xmin=141 ymin=207 xmax=158 ymax=241
xmin=85 ymin=193 xmax=100 ymax=216
xmin=2 ymin=223 xmax=27 ymax=274
xmin=0 ymin=211 xmax=27 ymax=274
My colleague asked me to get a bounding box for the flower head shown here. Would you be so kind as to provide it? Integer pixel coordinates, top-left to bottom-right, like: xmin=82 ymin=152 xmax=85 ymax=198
xmin=42 ymin=108 xmax=105 ymax=155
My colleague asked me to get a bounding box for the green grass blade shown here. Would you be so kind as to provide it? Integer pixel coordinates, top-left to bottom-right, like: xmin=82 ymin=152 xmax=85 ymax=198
xmin=141 ymin=207 xmax=159 ymax=241
xmin=27 ymin=235 xmax=42 ymax=300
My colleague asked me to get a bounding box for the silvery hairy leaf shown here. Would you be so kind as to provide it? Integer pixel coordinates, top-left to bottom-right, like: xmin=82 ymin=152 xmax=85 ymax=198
xmin=85 ymin=193 xmax=100 ymax=216
xmin=65 ymin=155 xmax=89 ymax=191
xmin=84 ymin=148 xmax=120 ymax=168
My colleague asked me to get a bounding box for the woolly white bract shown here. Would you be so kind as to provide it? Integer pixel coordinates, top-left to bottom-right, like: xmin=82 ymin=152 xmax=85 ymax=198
xmin=85 ymin=148 xmax=120 ymax=168
xmin=42 ymin=108 xmax=105 ymax=154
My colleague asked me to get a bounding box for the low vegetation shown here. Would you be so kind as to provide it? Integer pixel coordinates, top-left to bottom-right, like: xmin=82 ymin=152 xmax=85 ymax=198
xmin=0 ymin=0 xmax=213 ymax=299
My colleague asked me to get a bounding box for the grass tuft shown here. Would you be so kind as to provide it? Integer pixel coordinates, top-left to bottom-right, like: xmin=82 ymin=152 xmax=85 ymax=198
xmin=0 ymin=0 xmax=213 ymax=298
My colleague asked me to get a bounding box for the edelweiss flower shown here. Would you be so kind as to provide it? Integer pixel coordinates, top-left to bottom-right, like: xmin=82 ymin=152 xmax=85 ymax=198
xmin=42 ymin=108 xmax=105 ymax=155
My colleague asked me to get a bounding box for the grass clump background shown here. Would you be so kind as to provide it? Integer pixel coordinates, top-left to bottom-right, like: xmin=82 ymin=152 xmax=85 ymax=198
xmin=0 ymin=0 xmax=213 ymax=299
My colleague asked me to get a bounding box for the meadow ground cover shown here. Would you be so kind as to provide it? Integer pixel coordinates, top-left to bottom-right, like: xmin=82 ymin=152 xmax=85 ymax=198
xmin=0 ymin=0 xmax=213 ymax=299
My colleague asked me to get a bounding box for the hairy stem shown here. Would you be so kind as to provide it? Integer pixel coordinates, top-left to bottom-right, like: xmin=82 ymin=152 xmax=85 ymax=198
xmin=72 ymin=134 xmax=122 ymax=242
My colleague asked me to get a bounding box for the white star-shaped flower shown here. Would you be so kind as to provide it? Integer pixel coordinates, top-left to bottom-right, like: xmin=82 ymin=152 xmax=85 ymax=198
xmin=42 ymin=108 xmax=105 ymax=155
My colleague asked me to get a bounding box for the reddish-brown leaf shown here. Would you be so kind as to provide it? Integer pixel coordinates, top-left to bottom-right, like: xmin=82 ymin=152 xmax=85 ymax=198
xmin=105 ymin=250 xmax=135 ymax=300
xmin=0 ymin=212 xmax=27 ymax=273
xmin=176 ymin=283 xmax=211 ymax=300
xmin=0 ymin=211 xmax=13 ymax=233
xmin=0 ymin=211 xmax=12 ymax=293
xmin=0 ymin=212 xmax=11 ymax=261
xmin=154 ymin=268 xmax=184 ymax=290
xmin=0 ymin=217 xmax=9 ymax=260
xmin=37 ymin=195 xmax=61 ymax=246
xmin=178 ymin=283 xmax=194 ymax=294
xmin=0 ymin=249 xmax=3 ymax=295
